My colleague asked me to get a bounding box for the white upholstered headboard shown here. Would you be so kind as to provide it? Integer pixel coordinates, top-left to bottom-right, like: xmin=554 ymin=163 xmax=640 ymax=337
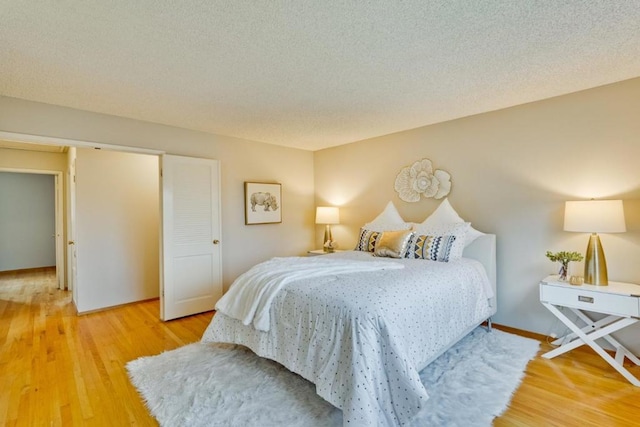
xmin=462 ymin=234 xmax=497 ymax=312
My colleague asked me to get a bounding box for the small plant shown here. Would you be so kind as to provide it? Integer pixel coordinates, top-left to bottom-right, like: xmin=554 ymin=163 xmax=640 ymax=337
xmin=546 ymin=251 xmax=583 ymax=281
xmin=545 ymin=251 xmax=584 ymax=263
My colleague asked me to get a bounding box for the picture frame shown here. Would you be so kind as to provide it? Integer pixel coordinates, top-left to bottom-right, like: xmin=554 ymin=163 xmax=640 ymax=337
xmin=244 ymin=182 xmax=282 ymax=225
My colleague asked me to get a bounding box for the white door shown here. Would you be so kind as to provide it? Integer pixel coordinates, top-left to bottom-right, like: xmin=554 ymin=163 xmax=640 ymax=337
xmin=160 ymin=155 xmax=222 ymax=320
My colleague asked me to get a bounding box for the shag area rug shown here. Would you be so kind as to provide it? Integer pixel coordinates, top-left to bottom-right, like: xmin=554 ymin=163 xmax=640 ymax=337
xmin=127 ymin=328 xmax=539 ymax=427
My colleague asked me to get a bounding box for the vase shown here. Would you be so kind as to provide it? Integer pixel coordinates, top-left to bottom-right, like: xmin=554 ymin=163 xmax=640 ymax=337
xmin=558 ymin=262 xmax=569 ymax=281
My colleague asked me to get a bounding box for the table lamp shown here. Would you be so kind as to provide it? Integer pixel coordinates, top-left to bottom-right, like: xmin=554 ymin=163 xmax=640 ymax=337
xmin=564 ymin=200 xmax=626 ymax=285
xmin=315 ymin=207 xmax=339 ymax=251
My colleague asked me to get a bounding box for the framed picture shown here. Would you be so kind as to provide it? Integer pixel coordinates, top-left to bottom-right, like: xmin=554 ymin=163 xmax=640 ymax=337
xmin=244 ymin=182 xmax=282 ymax=225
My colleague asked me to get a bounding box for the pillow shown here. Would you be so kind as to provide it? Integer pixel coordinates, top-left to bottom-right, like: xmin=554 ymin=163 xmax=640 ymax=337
xmin=354 ymin=228 xmax=381 ymax=252
xmin=362 ymin=201 xmax=411 ymax=232
xmin=373 ymin=230 xmax=413 ymax=258
xmin=405 ymin=234 xmax=458 ymax=262
xmin=410 ymin=222 xmax=470 ymax=261
xmin=418 ymin=198 xmax=484 ymax=247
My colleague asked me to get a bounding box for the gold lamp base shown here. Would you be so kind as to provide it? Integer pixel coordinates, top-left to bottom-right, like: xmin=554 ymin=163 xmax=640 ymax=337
xmin=323 ymin=224 xmax=333 ymax=252
xmin=584 ymin=233 xmax=608 ymax=286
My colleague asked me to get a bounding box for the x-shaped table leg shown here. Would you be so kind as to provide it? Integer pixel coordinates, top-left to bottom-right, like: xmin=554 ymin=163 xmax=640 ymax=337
xmin=541 ymin=302 xmax=640 ymax=387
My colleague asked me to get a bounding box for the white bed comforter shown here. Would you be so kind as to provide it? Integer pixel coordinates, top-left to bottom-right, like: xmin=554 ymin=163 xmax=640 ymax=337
xmin=215 ymin=257 xmax=404 ymax=331
xmin=202 ymin=251 xmax=493 ymax=426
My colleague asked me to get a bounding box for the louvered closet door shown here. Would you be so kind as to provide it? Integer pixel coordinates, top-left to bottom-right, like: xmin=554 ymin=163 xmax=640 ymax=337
xmin=161 ymin=155 xmax=222 ymax=320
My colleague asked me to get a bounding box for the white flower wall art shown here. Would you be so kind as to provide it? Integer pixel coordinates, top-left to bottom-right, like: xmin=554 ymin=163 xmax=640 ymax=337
xmin=394 ymin=158 xmax=451 ymax=202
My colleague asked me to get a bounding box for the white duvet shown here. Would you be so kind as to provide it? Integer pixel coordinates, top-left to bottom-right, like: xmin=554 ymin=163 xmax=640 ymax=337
xmin=215 ymin=257 xmax=404 ymax=331
xmin=202 ymin=251 xmax=493 ymax=426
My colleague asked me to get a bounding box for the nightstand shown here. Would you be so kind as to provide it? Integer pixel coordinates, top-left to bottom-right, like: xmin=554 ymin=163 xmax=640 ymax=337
xmin=307 ymin=249 xmax=344 ymax=256
xmin=539 ymin=275 xmax=640 ymax=386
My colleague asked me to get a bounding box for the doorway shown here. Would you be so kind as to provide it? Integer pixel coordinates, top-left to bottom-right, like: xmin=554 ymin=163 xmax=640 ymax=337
xmin=0 ymin=132 xmax=223 ymax=320
xmin=0 ymin=169 xmax=65 ymax=289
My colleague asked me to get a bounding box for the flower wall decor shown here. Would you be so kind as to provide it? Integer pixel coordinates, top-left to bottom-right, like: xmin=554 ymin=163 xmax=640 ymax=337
xmin=394 ymin=158 xmax=451 ymax=202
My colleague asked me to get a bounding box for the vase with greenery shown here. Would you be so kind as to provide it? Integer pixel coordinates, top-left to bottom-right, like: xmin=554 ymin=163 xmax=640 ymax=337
xmin=545 ymin=251 xmax=584 ymax=281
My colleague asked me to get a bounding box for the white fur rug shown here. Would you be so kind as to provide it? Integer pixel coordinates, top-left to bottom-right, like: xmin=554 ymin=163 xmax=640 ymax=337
xmin=127 ymin=328 xmax=539 ymax=427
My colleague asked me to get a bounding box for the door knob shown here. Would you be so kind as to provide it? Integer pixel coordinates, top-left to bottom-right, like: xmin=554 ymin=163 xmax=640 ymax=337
xmin=213 ymin=239 xmax=220 ymax=244
xmin=68 ymin=240 xmax=75 ymax=245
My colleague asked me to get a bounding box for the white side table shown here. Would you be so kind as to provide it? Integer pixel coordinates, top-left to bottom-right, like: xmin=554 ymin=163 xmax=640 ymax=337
xmin=307 ymin=249 xmax=344 ymax=256
xmin=539 ymin=275 xmax=640 ymax=386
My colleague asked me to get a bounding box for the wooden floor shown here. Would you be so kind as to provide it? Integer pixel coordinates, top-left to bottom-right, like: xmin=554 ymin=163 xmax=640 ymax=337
xmin=0 ymin=268 xmax=213 ymax=426
xmin=1 ymin=268 xmax=639 ymax=426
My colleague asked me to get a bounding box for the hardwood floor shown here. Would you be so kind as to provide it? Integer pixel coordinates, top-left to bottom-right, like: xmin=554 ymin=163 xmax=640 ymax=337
xmin=0 ymin=268 xmax=213 ymax=426
xmin=1 ymin=268 xmax=639 ymax=426
xmin=494 ymin=325 xmax=640 ymax=427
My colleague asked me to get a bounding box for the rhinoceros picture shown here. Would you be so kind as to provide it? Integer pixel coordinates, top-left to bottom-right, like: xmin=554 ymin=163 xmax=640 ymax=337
xmin=250 ymin=192 xmax=279 ymax=212
xmin=245 ymin=182 xmax=282 ymax=224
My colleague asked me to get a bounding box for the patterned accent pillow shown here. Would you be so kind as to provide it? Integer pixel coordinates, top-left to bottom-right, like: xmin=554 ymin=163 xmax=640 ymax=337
xmin=355 ymin=228 xmax=381 ymax=252
xmin=411 ymin=222 xmax=470 ymax=261
xmin=405 ymin=234 xmax=457 ymax=262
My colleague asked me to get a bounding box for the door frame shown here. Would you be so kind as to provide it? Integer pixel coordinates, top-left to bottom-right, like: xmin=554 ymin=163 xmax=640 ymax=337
xmin=0 ymin=166 xmax=64 ymax=289
xmin=66 ymin=147 xmax=76 ymax=296
xmin=0 ymin=131 xmax=163 ymax=155
xmin=0 ymin=131 xmax=165 ymax=304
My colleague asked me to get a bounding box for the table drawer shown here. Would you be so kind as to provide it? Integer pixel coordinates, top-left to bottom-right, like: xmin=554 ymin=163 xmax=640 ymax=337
xmin=541 ymin=285 xmax=639 ymax=317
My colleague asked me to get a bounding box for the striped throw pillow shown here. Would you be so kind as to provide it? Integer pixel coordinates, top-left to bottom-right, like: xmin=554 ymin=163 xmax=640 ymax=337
xmin=405 ymin=234 xmax=457 ymax=262
xmin=354 ymin=228 xmax=381 ymax=252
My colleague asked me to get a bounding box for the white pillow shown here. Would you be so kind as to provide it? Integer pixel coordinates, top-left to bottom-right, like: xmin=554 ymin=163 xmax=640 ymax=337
xmin=418 ymin=198 xmax=484 ymax=246
xmin=410 ymin=222 xmax=470 ymax=261
xmin=363 ymin=201 xmax=411 ymax=232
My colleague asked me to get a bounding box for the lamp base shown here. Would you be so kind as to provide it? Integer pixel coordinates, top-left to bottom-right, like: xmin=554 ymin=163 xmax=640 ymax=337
xmin=584 ymin=233 xmax=608 ymax=286
xmin=323 ymin=225 xmax=333 ymax=252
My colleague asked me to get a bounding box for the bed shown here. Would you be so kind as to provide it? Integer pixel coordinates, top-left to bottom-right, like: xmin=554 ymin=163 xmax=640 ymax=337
xmin=201 ymin=230 xmax=497 ymax=426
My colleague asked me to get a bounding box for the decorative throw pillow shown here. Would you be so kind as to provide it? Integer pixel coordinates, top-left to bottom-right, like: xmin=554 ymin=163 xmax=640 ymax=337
xmin=418 ymin=198 xmax=484 ymax=247
xmin=410 ymin=222 xmax=470 ymax=261
xmin=362 ymin=201 xmax=411 ymax=232
xmin=354 ymin=228 xmax=381 ymax=252
xmin=405 ymin=234 xmax=458 ymax=262
xmin=373 ymin=230 xmax=414 ymax=258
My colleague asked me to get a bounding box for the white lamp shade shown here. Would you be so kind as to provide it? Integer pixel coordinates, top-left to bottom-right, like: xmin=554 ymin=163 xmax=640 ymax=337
xmin=315 ymin=206 xmax=340 ymax=224
xmin=564 ymin=200 xmax=626 ymax=233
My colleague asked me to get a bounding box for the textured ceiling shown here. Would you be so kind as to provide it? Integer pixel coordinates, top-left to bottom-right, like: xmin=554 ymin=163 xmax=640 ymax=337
xmin=1 ymin=1 xmax=640 ymax=151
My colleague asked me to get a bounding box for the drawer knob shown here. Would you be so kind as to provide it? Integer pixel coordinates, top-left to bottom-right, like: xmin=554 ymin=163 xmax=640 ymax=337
xmin=578 ymin=295 xmax=594 ymax=303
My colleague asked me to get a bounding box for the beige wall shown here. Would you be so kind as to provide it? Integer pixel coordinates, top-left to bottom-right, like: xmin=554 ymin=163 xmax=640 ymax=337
xmin=0 ymin=96 xmax=316 ymax=292
xmin=314 ymin=77 xmax=640 ymax=352
xmin=0 ymin=147 xmax=68 ymax=171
